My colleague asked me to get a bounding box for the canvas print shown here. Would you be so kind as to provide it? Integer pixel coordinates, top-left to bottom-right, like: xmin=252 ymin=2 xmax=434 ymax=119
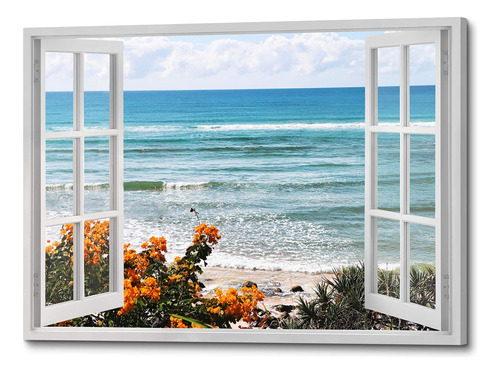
xmin=43 ymin=31 xmax=437 ymax=330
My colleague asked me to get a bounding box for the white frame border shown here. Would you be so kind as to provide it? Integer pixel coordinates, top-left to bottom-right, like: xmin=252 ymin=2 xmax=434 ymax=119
xmin=24 ymin=17 xmax=467 ymax=345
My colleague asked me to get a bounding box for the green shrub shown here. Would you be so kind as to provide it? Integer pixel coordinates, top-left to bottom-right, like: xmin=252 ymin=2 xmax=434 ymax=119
xmin=283 ymin=262 xmax=436 ymax=330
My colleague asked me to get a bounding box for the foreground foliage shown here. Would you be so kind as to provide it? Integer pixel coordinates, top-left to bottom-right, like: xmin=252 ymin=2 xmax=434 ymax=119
xmin=45 ymin=214 xmax=435 ymax=330
xmin=280 ymin=263 xmax=436 ymax=330
xmin=46 ymin=217 xmax=264 ymax=328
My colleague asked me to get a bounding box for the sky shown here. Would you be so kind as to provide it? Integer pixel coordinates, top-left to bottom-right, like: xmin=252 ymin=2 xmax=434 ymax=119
xmin=45 ymin=32 xmax=436 ymax=91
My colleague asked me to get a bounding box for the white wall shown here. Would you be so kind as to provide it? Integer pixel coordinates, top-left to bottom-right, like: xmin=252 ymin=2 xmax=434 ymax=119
xmin=0 ymin=1 xmax=492 ymax=372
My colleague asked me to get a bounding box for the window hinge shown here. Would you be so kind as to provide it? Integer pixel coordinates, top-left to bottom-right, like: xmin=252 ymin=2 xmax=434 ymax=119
xmin=442 ymin=51 xmax=449 ymax=75
xmin=33 ymin=273 xmax=40 ymax=297
xmin=442 ymin=274 xmax=449 ymax=299
xmin=34 ymin=59 xmax=40 ymax=83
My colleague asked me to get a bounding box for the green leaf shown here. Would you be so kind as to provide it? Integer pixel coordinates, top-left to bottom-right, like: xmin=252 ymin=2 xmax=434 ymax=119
xmin=170 ymin=314 xmax=213 ymax=328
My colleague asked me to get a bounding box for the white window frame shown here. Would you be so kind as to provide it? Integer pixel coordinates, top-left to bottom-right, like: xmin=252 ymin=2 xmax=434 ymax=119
xmin=24 ymin=18 xmax=467 ymax=344
xmin=35 ymin=39 xmax=124 ymax=326
xmin=365 ymin=30 xmax=448 ymax=330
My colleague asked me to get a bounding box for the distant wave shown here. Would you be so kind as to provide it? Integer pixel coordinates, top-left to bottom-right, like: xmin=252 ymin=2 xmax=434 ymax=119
xmin=46 ymin=181 xmax=216 ymax=191
xmin=125 ymin=181 xmax=215 ymax=191
xmin=195 ymin=122 xmax=366 ymax=131
xmin=48 ymin=121 xmax=436 ymax=134
xmin=46 ymin=179 xmax=366 ymax=192
xmin=196 ymin=121 xmax=436 ymax=131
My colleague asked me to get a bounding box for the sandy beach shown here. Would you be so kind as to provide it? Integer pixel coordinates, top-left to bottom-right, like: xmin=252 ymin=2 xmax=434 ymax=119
xmin=198 ymin=266 xmax=334 ymax=308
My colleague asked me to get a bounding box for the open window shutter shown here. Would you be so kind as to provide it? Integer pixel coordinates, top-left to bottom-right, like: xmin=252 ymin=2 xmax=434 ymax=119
xmin=364 ymin=31 xmax=449 ymax=330
xmin=38 ymin=39 xmax=124 ymax=326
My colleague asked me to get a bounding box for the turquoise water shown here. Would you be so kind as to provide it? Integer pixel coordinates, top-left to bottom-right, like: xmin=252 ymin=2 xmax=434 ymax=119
xmin=45 ymin=87 xmax=436 ymax=272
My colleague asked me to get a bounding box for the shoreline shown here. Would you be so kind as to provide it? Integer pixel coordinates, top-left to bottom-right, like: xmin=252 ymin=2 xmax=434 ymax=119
xmin=198 ymin=266 xmax=334 ymax=308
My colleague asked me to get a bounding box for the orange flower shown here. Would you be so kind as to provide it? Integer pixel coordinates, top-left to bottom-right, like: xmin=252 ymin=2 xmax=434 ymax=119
xmin=193 ymin=223 xmax=221 ymax=244
xmin=170 ymin=316 xmax=188 ymax=328
xmin=140 ymin=277 xmax=161 ymax=302
xmin=124 ymin=248 xmax=137 ymax=263
xmin=167 ymin=274 xmax=183 ymax=283
xmin=212 ymin=285 xmax=264 ymax=323
xmin=209 ymin=306 xmax=221 ymax=314
xmin=118 ymin=278 xmax=140 ymax=316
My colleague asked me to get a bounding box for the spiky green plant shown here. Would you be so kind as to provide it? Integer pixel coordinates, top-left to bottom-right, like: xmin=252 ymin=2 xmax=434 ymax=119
xmin=409 ymin=265 xmax=436 ymax=308
xmin=283 ymin=262 xmax=436 ymax=330
xmin=377 ymin=268 xmax=400 ymax=298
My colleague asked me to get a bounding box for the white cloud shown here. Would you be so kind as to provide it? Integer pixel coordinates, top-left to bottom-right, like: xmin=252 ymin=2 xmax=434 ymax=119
xmin=45 ymin=52 xmax=73 ymax=91
xmin=45 ymin=33 xmax=438 ymax=91
xmin=45 ymin=52 xmax=111 ymax=91
xmin=122 ymin=33 xmax=366 ymax=85
xmin=84 ymin=54 xmax=110 ymax=91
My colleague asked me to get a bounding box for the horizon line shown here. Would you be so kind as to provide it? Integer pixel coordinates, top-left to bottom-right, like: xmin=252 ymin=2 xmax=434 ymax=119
xmin=46 ymin=84 xmax=435 ymax=93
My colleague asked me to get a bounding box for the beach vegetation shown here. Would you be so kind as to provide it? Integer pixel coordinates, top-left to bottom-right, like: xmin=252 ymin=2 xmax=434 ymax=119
xmin=45 ymin=213 xmax=264 ymax=328
xmin=45 ymin=215 xmax=435 ymax=330
xmin=279 ymin=262 xmax=436 ymax=330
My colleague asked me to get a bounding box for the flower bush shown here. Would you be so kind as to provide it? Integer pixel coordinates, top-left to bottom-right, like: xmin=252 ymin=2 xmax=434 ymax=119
xmin=45 ymin=215 xmax=264 ymax=328
xmin=45 ymin=221 xmax=110 ymax=305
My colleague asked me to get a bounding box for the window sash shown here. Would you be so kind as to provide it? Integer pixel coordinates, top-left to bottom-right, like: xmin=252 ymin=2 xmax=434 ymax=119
xmin=37 ymin=38 xmax=124 ymax=327
xmin=364 ymin=30 xmax=449 ymax=331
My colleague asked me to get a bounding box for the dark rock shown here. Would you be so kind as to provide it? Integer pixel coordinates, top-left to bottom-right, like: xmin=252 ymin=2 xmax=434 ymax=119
xmin=290 ymin=285 xmax=304 ymax=293
xmin=273 ymin=287 xmax=283 ymax=293
xmin=243 ymin=281 xmax=257 ymax=288
xmin=274 ymin=304 xmax=296 ymax=313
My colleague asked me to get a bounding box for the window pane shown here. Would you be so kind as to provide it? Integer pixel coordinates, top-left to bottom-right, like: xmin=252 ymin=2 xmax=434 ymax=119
xmin=84 ymin=53 xmax=110 ymax=129
xmin=45 ymin=52 xmax=74 ymax=132
xmin=409 ymin=44 xmax=436 ymax=127
xmin=377 ymin=132 xmax=400 ymax=212
xmin=377 ymin=47 xmax=400 ymax=126
xmin=85 ymin=137 xmax=110 ymax=213
xmin=46 ymin=138 xmax=73 ymax=219
xmin=410 ymin=135 xmax=435 ymax=218
xmin=84 ymin=219 xmax=110 ymax=297
xmin=376 ymin=218 xmax=400 ymax=299
xmin=45 ymin=224 xmax=74 ymax=305
xmin=409 ymin=223 xmax=436 ymax=309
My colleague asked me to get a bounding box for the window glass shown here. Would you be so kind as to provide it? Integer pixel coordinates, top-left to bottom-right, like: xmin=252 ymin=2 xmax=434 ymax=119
xmin=376 ymin=218 xmax=400 ymax=299
xmin=409 ymin=44 xmax=436 ymax=127
xmin=84 ymin=137 xmax=110 ymax=213
xmin=46 ymin=138 xmax=73 ymax=219
xmin=84 ymin=219 xmax=110 ymax=297
xmin=84 ymin=53 xmax=110 ymax=129
xmin=377 ymin=46 xmax=400 ymax=126
xmin=377 ymin=132 xmax=400 ymax=212
xmin=410 ymin=135 xmax=435 ymax=218
xmin=45 ymin=224 xmax=74 ymax=305
xmin=45 ymin=52 xmax=74 ymax=132
xmin=409 ymin=223 xmax=436 ymax=309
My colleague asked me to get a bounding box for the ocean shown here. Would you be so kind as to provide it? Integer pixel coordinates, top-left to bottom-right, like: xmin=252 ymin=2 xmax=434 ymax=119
xmin=45 ymin=86 xmax=436 ymax=273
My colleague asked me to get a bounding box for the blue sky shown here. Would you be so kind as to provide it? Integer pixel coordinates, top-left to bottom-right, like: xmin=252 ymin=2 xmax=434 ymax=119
xmin=45 ymin=32 xmax=436 ymax=91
